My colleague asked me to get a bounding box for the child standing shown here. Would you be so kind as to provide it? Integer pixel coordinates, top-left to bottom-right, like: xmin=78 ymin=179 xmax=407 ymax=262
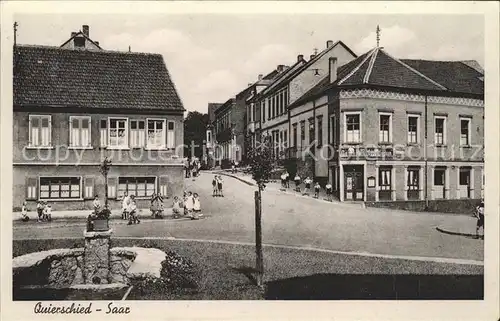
xmin=304 ymin=177 xmax=312 ymax=195
xmin=127 ymin=196 xmax=140 ymax=225
xmin=325 ymin=182 xmax=333 ymax=202
xmin=121 ymin=192 xmax=130 ymax=220
xmin=285 ymin=170 xmax=290 ymax=188
xmin=217 ymin=176 xmax=224 ymax=197
xmin=212 ymin=175 xmax=218 ymax=197
xmin=475 ymin=200 xmax=485 ymax=238
xmin=192 ymin=193 xmax=202 ymax=220
xmin=280 ymin=172 xmax=287 ymax=190
xmin=294 ymin=174 xmax=301 ymax=192
xmin=43 ymin=203 xmax=52 ymax=222
xmin=314 ymin=182 xmax=321 ymax=199
xmin=21 ymin=201 xmax=30 ymax=222
xmin=36 ymin=200 xmax=44 ymax=222
xmin=185 ymin=191 xmax=194 ymax=217
xmin=172 ymin=196 xmax=182 ymax=219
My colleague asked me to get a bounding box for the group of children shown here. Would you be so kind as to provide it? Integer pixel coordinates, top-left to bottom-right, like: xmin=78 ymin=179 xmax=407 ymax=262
xmin=212 ymin=175 xmax=224 ymax=197
xmin=172 ymin=191 xmax=202 ymax=220
xmin=18 ymin=200 xmax=52 ymax=222
xmin=118 ymin=193 xmax=140 ymax=225
xmin=280 ymin=171 xmax=334 ymax=201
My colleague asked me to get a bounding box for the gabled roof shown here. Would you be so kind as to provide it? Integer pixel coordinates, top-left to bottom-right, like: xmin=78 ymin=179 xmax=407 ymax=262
xmin=338 ymin=47 xmax=446 ymax=91
xmin=60 ymin=31 xmax=103 ymax=50
xmin=259 ymin=59 xmax=306 ymax=96
xmin=14 ymin=45 xmax=184 ymax=111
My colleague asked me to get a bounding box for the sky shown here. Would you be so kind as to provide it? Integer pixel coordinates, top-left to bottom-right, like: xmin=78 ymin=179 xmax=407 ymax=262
xmin=14 ymin=14 xmax=484 ymax=114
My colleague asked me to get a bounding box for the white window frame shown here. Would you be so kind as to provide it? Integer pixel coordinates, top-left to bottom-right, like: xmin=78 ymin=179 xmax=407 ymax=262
xmin=167 ymin=120 xmax=176 ymax=149
xmin=130 ymin=119 xmax=146 ymax=148
xmin=434 ymin=116 xmax=447 ymax=146
xmin=407 ymin=114 xmax=420 ymax=144
xmin=28 ymin=114 xmax=52 ymax=147
xmin=344 ymin=111 xmax=362 ymax=144
xmin=69 ymin=116 xmax=92 ymax=148
xmin=39 ymin=176 xmax=83 ymax=201
xmin=146 ymin=118 xmax=166 ymax=150
xmin=378 ymin=112 xmax=393 ymax=143
xmin=460 ymin=117 xmax=472 ymax=147
xmin=108 ymin=117 xmax=129 ymax=149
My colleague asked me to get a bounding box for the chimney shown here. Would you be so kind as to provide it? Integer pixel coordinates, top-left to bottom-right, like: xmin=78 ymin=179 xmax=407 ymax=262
xmin=82 ymin=25 xmax=89 ymax=37
xmin=71 ymin=32 xmax=77 ymax=37
xmin=277 ymin=64 xmax=286 ymax=72
xmin=327 ymin=40 xmax=334 ymax=48
xmin=258 ymin=74 xmax=263 ymax=81
xmin=297 ymin=54 xmax=304 ymax=62
xmin=329 ymin=57 xmax=338 ymax=83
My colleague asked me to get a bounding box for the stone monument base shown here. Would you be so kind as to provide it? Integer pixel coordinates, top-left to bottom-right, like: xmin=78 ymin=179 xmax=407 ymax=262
xmin=83 ymin=229 xmax=113 ymax=284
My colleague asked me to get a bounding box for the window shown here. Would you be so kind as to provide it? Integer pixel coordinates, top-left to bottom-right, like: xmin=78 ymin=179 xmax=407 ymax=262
xmin=434 ymin=167 xmax=446 ymax=186
xmin=460 ymin=118 xmax=471 ymax=146
xmin=100 ymin=119 xmax=107 ymax=147
xmin=407 ymin=115 xmax=419 ymax=144
xmin=407 ymin=166 xmax=420 ymax=200
xmin=283 ymin=129 xmax=288 ymax=149
xmin=147 ymin=119 xmax=166 ymax=149
xmin=130 ymin=120 xmax=145 ymax=148
xmin=69 ymin=116 xmax=91 ymax=147
xmin=109 ymin=118 xmax=128 ymax=148
xmin=345 ymin=113 xmax=361 ymax=143
xmin=29 ymin=115 xmax=51 ymax=147
xmin=74 ymin=36 xmax=85 ymax=48
xmin=40 ymin=177 xmax=81 ymax=199
xmin=292 ymin=123 xmax=298 ymax=147
xmin=26 ymin=177 xmax=38 ymax=200
xmin=300 ymin=121 xmax=305 ymax=142
xmin=167 ymin=121 xmax=175 ymax=149
xmin=317 ymin=116 xmax=323 ymax=147
xmin=309 ymin=119 xmax=315 ymax=144
xmin=379 ymin=113 xmax=391 ymax=143
xmin=118 ymin=177 xmax=156 ymax=198
xmin=378 ymin=166 xmax=392 ymax=200
xmin=84 ymin=177 xmax=95 ymax=199
xmin=434 ymin=116 xmax=446 ymax=145
xmin=262 ymin=101 xmax=266 ymax=123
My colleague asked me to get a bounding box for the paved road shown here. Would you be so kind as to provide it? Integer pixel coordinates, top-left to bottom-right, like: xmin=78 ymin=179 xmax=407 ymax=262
xmin=14 ymin=172 xmax=483 ymax=261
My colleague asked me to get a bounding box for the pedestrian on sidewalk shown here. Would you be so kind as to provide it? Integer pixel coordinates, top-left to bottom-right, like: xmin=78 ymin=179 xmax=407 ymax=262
xmin=304 ymin=177 xmax=312 ymax=195
xmin=127 ymin=195 xmax=140 ymax=225
xmin=192 ymin=193 xmax=202 ymax=220
xmin=475 ymin=200 xmax=484 ymax=238
xmin=21 ymin=201 xmax=30 ymax=222
xmin=121 ymin=192 xmax=131 ymax=220
xmin=314 ymin=182 xmax=321 ymax=199
xmin=325 ymin=182 xmax=333 ymax=202
xmin=43 ymin=203 xmax=52 ymax=222
xmin=36 ymin=200 xmax=44 ymax=222
xmin=280 ymin=172 xmax=287 ymax=190
xmin=294 ymin=174 xmax=301 ymax=193
xmin=172 ymin=196 xmax=182 ymax=219
xmin=285 ymin=170 xmax=290 ymax=188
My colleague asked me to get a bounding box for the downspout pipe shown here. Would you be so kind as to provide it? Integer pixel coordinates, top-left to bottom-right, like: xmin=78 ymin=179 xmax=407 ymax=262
xmin=424 ymin=95 xmax=429 ymax=210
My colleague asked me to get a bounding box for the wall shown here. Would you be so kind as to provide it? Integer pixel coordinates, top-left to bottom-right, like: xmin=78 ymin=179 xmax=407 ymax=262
xmin=289 ymin=44 xmax=356 ymax=104
xmin=13 ymin=164 xmax=184 ymax=210
xmin=13 ymin=111 xmax=184 ymax=165
xmin=365 ymin=198 xmax=482 ymax=215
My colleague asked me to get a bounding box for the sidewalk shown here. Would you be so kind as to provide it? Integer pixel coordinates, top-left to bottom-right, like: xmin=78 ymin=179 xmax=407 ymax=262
xmin=12 ymin=208 xmax=175 ymax=221
xmin=436 ymin=214 xmax=484 ymax=238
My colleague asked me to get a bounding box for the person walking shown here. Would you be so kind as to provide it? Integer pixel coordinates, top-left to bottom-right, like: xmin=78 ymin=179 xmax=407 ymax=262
xmin=325 ymin=182 xmax=333 ymax=202
xmin=280 ymin=172 xmax=287 ymax=191
xmin=314 ymin=182 xmax=321 ymax=199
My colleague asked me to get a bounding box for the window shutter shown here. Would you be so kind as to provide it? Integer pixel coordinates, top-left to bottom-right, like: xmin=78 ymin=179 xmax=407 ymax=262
xmin=26 ymin=177 xmax=38 ymax=200
xmin=107 ymin=177 xmax=118 ymax=199
xmin=100 ymin=119 xmax=107 ymax=147
xmin=84 ymin=176 xmax=95 ymax=199
xmin=159 ymin=175 xmax=169 ymax=197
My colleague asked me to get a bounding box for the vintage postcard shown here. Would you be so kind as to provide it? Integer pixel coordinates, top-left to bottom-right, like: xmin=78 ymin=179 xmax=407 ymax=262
xmin=1 ymin=1 xmax=499 ymax=320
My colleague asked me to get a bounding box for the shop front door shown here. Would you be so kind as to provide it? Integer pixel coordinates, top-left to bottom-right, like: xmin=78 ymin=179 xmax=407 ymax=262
xmin=344 ymin=165 xmax=364 ymax=201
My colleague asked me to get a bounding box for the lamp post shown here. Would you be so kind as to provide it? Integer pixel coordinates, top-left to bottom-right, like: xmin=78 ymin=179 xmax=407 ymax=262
xmin=100 ymin=157 xmax=112 ymax=209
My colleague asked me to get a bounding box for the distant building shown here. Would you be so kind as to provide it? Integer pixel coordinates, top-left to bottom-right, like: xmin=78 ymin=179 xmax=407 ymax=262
xmin=13 ymin=25 xmax=185 ymax=211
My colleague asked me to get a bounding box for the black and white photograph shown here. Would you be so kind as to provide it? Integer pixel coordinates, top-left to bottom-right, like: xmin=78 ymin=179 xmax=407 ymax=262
xmin=1 ymin=1 xmax=499 ymax=320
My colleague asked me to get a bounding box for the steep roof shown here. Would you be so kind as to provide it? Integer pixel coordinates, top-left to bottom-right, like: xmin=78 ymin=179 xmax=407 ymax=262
xmin=259 ymin=59 xmax=307 ymax=96
xmin=401 ymin=59 xmax=484 ymax=95
xmin=289 ymin=48 xmax=484 ymax=109
xmin=13 ymin=45 xmax=184 ymax=111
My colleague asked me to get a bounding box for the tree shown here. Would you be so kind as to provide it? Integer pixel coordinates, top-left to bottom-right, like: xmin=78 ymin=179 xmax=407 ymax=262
xmin=184 ymin=111 xmax=209 ymax=159
xmin=246 ymin=135 xmax=275 ymax=287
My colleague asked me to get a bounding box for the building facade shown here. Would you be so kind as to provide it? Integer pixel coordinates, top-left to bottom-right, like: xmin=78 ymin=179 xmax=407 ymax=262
xmin=13 ymin=27 xmax=185 ymax=211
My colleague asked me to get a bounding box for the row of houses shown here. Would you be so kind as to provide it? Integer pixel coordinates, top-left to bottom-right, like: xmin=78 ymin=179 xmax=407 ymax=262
xmin=207 ymin=37 xmax=484 ymax=210
xmin=13 ymin=25 xmax=185 ymax=210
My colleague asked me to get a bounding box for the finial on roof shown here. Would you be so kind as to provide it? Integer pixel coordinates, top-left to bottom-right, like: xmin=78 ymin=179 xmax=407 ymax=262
xmin=128 ymin=45 xmax=131 ymax=52
xmin=313 ymin=48 xmax=318 ymax=55
xmin=14 ymin=21 xmax=18 ymax=46
xmin=376 ymin=25 xmax=381 ymax=47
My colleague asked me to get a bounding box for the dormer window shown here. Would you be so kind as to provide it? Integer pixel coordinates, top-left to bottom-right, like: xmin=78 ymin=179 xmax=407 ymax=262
xmin=74 ymin=36 xmax=85 ymax=48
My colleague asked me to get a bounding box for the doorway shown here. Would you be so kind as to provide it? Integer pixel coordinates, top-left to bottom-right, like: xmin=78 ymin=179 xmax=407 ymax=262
xmin=344 ymin=165 xmax=364 ymax=201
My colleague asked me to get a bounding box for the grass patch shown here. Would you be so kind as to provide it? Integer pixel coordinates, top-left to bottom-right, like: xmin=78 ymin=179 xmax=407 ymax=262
xmin=13 ymin=238 xmax=483 ymax=300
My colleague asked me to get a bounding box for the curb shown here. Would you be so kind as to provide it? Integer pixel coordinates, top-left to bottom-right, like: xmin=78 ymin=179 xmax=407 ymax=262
xmin=435 ymin=226 xmax=483 ymax=239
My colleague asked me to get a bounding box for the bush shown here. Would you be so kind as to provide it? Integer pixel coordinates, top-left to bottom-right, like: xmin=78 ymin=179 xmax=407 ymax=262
xmin=161 ymin=250 xmax=200 ymax=290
